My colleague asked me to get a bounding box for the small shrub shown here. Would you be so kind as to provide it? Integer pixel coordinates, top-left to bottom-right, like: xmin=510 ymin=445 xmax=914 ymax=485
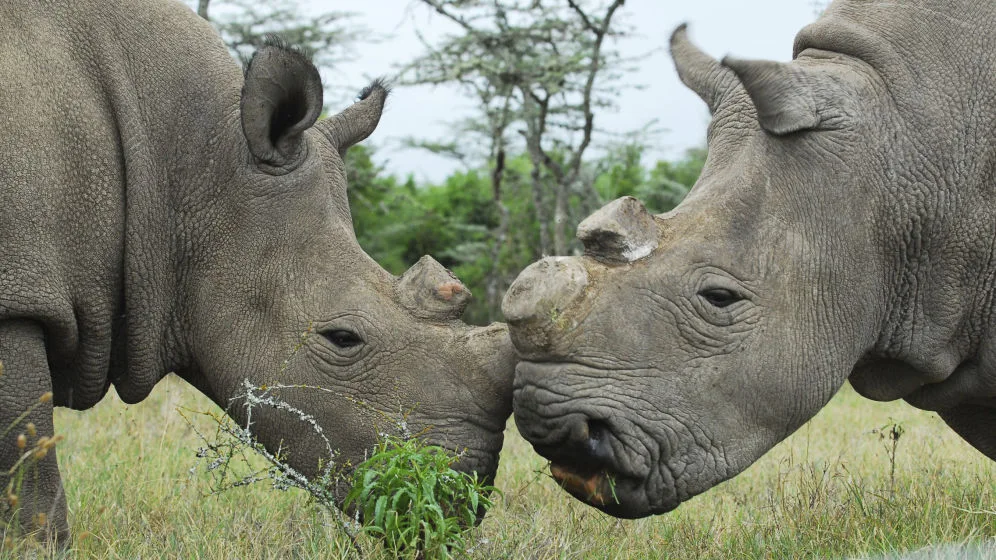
xmin=345 ymin=435 xmax=498 ymax=559
xmin=185 ymin=379 xmax=496 ymax=559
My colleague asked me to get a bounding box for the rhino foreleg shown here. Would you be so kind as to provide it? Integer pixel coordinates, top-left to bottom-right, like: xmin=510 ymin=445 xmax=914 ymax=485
xmin=939 ymin=403 xmax=996 ymax=461
xmin=0 ymin=320 xmax=68 ymax=546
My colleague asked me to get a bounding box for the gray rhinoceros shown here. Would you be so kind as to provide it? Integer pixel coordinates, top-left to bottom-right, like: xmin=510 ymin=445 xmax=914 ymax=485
xmin=0 ymin=0 xmax=514 ymax=541
xmin=503 ymin=0 xmax=996 ymax=518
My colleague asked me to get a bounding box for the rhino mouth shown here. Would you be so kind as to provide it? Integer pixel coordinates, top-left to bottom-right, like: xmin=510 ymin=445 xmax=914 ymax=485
xmin=548 ymin=462 xmax=655 ymax=518
xmin=513 ymin=360 xmax=666 ymax=517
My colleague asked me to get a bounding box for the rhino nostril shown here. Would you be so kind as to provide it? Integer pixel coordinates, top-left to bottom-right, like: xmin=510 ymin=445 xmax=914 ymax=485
xmin=559 ymin=416 xmax=614 ymax=466
xmin=583 ymin=419 xmax=614 ymax=463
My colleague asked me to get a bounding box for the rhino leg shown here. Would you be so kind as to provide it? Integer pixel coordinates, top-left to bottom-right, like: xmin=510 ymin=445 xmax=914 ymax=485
xmin=0 ymin=320 xmax=68 ymax=545
xmin=939 ymin=403 xmax=996 ymax=460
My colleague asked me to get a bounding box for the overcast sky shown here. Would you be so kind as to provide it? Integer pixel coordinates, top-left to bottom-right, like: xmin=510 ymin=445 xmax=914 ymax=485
xmin=317 ymin=1 xmax=820 ymax=182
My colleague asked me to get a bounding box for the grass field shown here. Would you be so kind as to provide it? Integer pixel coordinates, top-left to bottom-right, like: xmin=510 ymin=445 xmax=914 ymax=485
xmin=5 ymin=375 xmax=994 ymax=558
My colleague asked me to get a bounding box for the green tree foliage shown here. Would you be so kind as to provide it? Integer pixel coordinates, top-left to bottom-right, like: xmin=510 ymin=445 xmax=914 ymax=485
xmin=347 ymin=144 xmax=704 ymax=324
xmin=186 ymin=0 xmax=705 ymax=322
xmin=594 ymin=144 xmax=706 ymax=214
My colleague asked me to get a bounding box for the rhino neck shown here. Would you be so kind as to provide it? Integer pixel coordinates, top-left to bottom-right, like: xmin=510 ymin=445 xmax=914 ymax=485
xmin=87 ymin=0 xmax=244 ymax=404
xmin=799 ymin=2 xmax=996 ymax=408
xmin=798 ymin=1 xmax=996 ymax=133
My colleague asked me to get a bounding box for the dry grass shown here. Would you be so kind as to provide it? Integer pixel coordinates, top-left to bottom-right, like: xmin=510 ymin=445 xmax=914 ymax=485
xmin=0 ymin=376 xmax=990 ymax=558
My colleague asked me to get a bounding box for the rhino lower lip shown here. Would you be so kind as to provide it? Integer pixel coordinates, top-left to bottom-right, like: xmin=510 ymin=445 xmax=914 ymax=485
xmin=550 ymin=462 xmax=662 ymax=519
xmin=550 ymin=463 xmax=617 ymax=506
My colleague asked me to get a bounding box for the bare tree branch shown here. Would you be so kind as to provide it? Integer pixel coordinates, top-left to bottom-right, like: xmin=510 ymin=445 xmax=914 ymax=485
xmin=417 ymin=0 xmax=478 ymax=33
xmin=566 ymin=0 xmax=625 ymax=185
xmin=403 ymin=0 xmax=637 ymax=258
xmin=565 ymin=0 xmax=596 ymax=33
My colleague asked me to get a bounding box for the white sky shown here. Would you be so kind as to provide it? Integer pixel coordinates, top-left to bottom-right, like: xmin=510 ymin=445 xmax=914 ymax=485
xmin=315 ymin=1 xmax=822 ymax=182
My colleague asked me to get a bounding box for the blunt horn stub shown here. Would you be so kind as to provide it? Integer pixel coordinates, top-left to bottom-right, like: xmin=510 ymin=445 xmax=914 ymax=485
xmin=397 ymin=255 xmax=471 ymax=320
xmin=576 ymin=196 xmax=659 ymax=264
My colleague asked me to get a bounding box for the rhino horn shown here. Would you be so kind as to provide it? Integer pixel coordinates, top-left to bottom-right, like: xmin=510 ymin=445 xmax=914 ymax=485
xmin=576 ymin=196 xmax=659 ymax=264
xmin=669 ymin=24 xmax=739 ymax=115
xmin=397 ymin=256 xmax=471 ymax=321
xmin=721 ymin=57 xmax=821 ymax=135
xmin=317 ymin=78 xmax=390 ymax=154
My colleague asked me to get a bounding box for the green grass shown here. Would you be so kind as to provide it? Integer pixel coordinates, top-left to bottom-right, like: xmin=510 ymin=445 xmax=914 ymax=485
xmin=5 ymin=376 xmax=991 ymax=558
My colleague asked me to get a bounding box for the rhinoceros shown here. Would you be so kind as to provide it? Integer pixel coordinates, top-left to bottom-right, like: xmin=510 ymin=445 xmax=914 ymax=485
xmin=0 ymin=0 xmax=515 ymax=542
xmin=503 ymin=0 xmax=996 ymax=518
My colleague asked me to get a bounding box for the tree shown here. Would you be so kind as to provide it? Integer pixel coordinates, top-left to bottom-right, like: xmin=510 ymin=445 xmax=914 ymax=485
xmin=591 ymin=142 xmax=702 ymax=214
xmin=400 ymin=0 xmax=633 ymax=319
xmin=188 ymin=0 xmax=362 ymax=99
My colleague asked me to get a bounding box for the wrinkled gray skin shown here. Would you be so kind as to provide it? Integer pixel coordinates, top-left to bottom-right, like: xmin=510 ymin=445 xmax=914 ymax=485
xmin=504 ymin=0 xmax=996 ymax=519
xmin=0 ymin=0 xmax=514 ymax=542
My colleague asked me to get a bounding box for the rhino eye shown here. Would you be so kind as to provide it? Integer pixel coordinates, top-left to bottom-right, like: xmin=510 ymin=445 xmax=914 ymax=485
xmin=322 ymin=329 xmax=364 ymax=349
xmin=699 ymin=288 xmax=741 ymax=308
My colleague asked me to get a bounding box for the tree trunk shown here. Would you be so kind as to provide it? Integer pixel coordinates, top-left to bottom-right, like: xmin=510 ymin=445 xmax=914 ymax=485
xmin=552 ymin=179 xmax=568 ymax=256
xmin=485 ymin=149 xmax=509 ymax=322
xmin=530 ymin=164 xmax=551 ymax=257
xmin=485 ymin=202 xmax=510 ymax=321
xmin=197 ymin=0 xmax=210 ymax=20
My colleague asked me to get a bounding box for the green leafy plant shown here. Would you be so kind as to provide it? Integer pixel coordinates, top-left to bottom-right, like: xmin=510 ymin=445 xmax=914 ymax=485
xmin=184 ymin=374 xmax=498 ymax=559
xmin=345 ymin=435 xmax=499 ymax=559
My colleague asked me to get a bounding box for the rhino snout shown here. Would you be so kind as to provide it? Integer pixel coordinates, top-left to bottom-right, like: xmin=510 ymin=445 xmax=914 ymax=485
xmin=463 ymin=322 xmax=517 ymax=423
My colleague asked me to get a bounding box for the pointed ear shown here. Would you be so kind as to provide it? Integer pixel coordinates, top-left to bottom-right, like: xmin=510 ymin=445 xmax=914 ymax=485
xmin=721 ymin=57 xmax=822 ymax=135
xmin=241 ymin=37 xmax=323 ymax=170
xmin=315 ymin=79 xmax=389 ymax=155
xmin=669 ymin=24 xmax=739 ymax=115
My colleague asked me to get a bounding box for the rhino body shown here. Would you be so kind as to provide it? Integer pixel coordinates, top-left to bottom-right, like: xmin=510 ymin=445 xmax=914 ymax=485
xmin=0 ymin=0 xmax=514 ymax=540
xmin=504 ymin=0 xmax=996 ymax=518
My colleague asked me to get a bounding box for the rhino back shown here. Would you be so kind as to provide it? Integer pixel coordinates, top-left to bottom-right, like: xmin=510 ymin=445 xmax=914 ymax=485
xmin=0 ymin=0 xmax=241 ymax=409
xmin=796 ymin=1 xmax=996 ymax=176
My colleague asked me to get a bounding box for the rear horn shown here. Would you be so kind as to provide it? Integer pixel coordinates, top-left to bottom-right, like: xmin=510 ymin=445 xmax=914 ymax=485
xmin=576 ymin=197 xmax=659 ymax=264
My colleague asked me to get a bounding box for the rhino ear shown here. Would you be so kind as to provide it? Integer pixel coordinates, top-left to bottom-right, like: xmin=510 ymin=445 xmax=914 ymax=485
xmin=721 ymin=57 xmax=822 ymax=135
xmin=316 ymin=79 xmax=389 ymax=155
xmin=669 ymin=24 xmax=739 ymax=115
xmin=240 ymin=36 xmax=323 ymax=171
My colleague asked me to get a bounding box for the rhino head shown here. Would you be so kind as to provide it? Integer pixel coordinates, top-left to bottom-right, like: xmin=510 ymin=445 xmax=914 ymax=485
xmin=177 ymin=41 xmax=515 ymax=493
xmin=504 ymin=14 xmax=996 ymax=518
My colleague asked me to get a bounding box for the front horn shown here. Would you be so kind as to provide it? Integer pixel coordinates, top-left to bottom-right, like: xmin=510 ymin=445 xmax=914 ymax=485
xmin=397 ymin=256 xmax=471 ymax=321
